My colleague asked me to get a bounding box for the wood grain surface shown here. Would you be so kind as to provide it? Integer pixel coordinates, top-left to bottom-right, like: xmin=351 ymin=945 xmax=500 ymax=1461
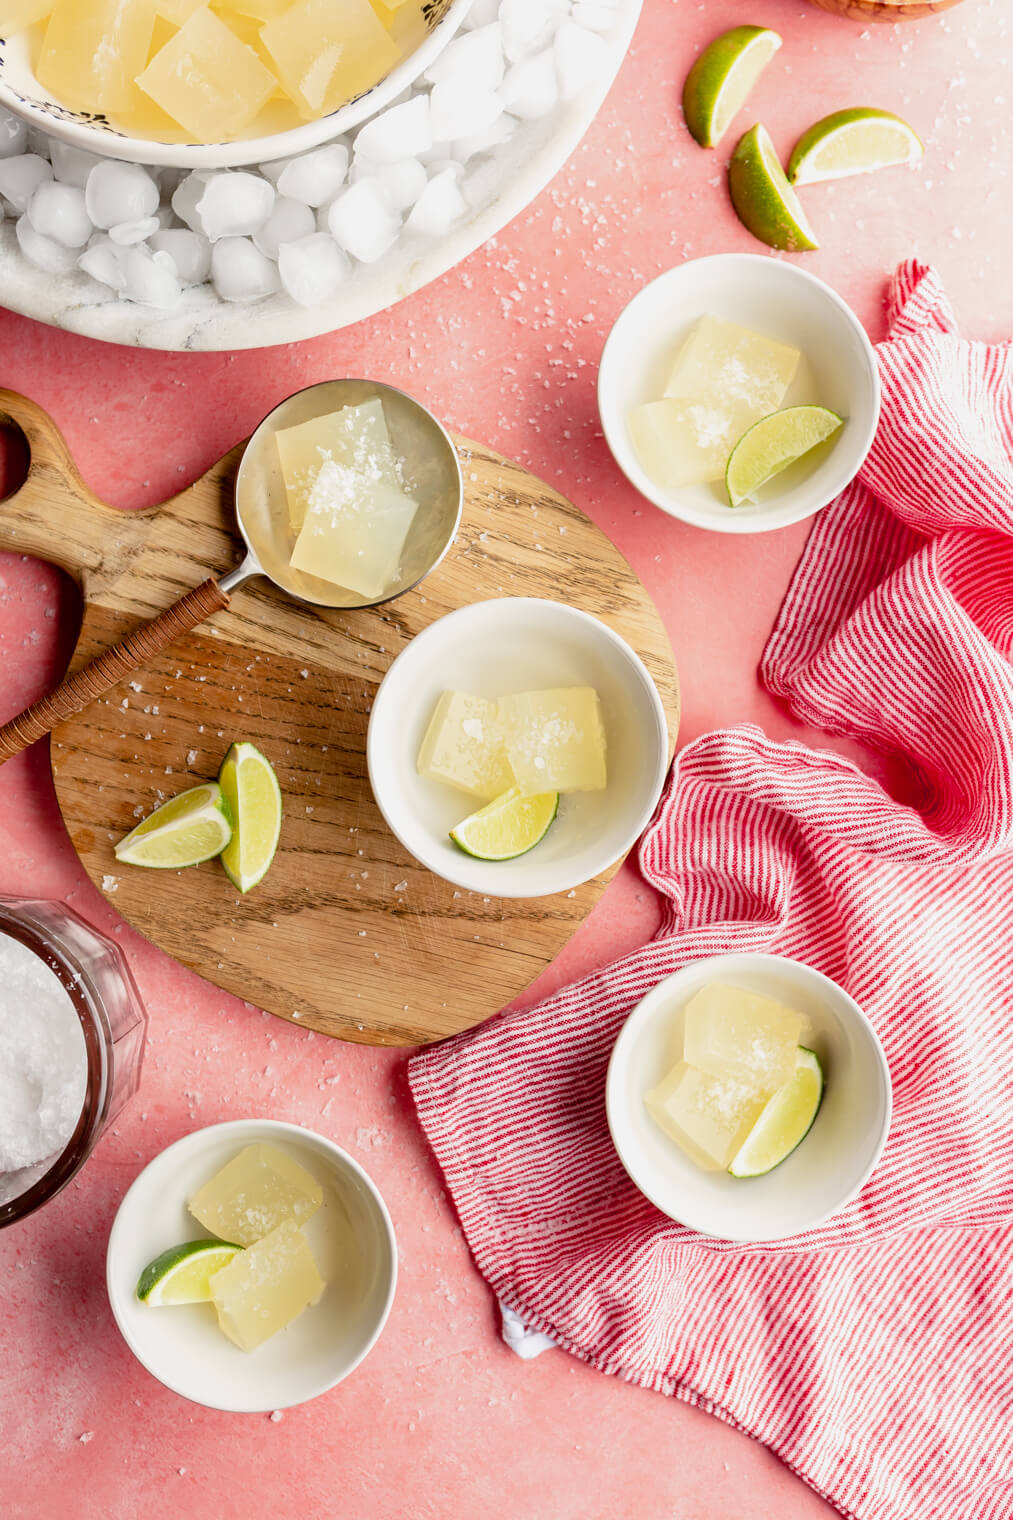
xmin=0 ymin=389 xmax=679 ymax=1046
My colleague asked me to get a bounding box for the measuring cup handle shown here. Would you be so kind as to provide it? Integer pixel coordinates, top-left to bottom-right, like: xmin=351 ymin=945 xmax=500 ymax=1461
xmin=0 ymin=577 xmax=230 ymax=765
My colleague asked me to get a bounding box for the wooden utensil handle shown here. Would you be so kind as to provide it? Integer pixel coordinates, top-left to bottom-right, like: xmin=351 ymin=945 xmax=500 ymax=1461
xmin=0 ymin=577 xmax=230 ymax=765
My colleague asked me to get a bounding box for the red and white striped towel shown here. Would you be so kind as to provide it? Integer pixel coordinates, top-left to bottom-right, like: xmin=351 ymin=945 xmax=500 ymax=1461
xmin=409 ymin=263 xmax=1013 ymax=1520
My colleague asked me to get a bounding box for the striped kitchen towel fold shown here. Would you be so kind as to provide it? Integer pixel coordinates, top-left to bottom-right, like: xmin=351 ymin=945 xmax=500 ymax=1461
xmin=408 ymin=263 xmax=1013 ymax=1520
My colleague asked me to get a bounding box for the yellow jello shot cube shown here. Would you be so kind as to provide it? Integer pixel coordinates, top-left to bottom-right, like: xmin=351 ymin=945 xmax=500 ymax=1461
xmin=37 ymin=0 xmax=156 ymax=115
xmin=153 ymin=0 xmax=203 ymax=22
xmin=275 ymin=401 xmax=404 ymax=535
xmin=222 ymin=0 xmax=295 ymax=19
xmin=417 ymin=692 xmax=516 ymax=801
xmin=261 ymin=0 xmax=402 ymax=120
xmin=499 ymin=687 xmax=607 ymax=795
xmin=0 ymin=1 xmax=54 ymax=31
xmin=188 ymin=1142 xmax=323 ymax=1247
xmin=136 ymin=7 xmax=278 ymax=142
xmin=288 ymin=469 xmax=418 ymax=600
xmin=212 ymin=1219 xmax=325 ymax=1351
xmin=682 ymin=983 xmax=803 ymax=1093
xmin=628 ymin=397 xmax=740 ymax=489
xmin=645 ymin=1061 xmax=765 ymax=1172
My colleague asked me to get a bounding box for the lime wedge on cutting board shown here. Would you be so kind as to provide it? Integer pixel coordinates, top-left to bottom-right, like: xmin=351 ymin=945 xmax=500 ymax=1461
xmin=450 ymin=787 xmax=559 ymax=861
xmin=114 ymin=783 xmax=233 ymax=869
xmin=726 ymin=405 xmax=844 ymax=506
xmin=682 ymin=25 xmax=782 ymax=149
xmin=729 ymin=1048 xmax=824 ymax=1177
xmin=218 ymin=741 xmax=282 ymax=894
xmin=728 ymin=124 xmax=820 ymax=252
xmin=137 ymin=1239 xmax=242 ymax=1304
xmin=788 ymin=108 xmax=923 ymax=185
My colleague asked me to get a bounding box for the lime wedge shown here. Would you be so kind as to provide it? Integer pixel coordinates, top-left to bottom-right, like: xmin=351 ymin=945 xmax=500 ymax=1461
xmin=728 ymin=1048 xmax=824 ymax=1178
xmin=788 ymin=108 xmax=923 ymax=185
xmin=114 ymin=783 xmax=233 ymax=869
xmin=728 ymin=123 xmax=820 ymax=252
xmin=682 ymin=25 xmax=782 ymax=149
xmin=137 ymin=1239 xmax=242 ymax=1305
xmin=218 ymin=742 xmax=282 ymax=894
xmin=450 ymin=786 xmax=559 ymax=861
xmin=725 ymin=405 xmax=844 ymax=506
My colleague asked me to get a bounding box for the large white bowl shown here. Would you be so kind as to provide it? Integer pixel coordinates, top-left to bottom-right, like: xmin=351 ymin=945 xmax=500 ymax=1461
xmin=597 ymin=254 xmax=880 ymax=534
xmin=0 ymin=0 xmax=473 ymax=168
xmin=106 ymin=1119 xmax=397 ymax=1411
xmin=366 ymin=597 xmax=670 ymax=899
xmin=606 ymin=954 xmax=892 ymax=1242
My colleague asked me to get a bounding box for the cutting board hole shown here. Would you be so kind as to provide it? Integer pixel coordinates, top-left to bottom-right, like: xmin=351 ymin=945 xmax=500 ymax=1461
xmin=0 ymin=422 xmax=30 ymax=502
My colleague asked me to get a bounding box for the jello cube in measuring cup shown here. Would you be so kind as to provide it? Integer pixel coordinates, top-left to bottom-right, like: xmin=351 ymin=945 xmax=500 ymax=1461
xmin=212 ymin=1219 xmax=325 ymax=1351
xmin=645 ymin=1061 xmax=765 ymax=1172
xmin=417 ymin=692 xmax=516 ymax=801
xmin=136 ymin=8 xmax=278 ymax=141
xmin=260 ymin=0 xmax=402 ymax=120
xmin=38 ymin=0 xmax=156 ymax=114
xmin=275 ymin=401 xmax=405 ymax=535
xmin=499 ymin=687 xmax=607 ymax=795
xmin=288 ymin=468 xmax=418 ymax=599
xmin=683 ymin=983 xmax=803 ymax=1093
xmin=188 ymin=1142 xmax=322 ymax=1247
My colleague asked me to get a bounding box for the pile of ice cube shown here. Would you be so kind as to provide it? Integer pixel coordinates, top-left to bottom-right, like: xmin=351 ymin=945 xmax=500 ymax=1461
xmin=0 ymin=0 xmax=619 ymax=311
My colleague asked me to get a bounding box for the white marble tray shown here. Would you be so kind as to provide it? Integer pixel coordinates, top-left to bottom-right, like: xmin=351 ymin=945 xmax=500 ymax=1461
xmin=0 ymin=1 xmax=641 ymax=353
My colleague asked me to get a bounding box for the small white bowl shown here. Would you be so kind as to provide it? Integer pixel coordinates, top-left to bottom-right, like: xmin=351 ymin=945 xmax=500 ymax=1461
xmin=0 ymin=0 xmax=471 ymax=168
xmin=606 ymin=954 xmax=892 ymax=1242
xmin=106 ymin=1120 xmax=397 ymax=1411
xmin=366 ymin=597 xmax=671 ymax=899
xmin=597 ymin=254 xmax=880 ymax=534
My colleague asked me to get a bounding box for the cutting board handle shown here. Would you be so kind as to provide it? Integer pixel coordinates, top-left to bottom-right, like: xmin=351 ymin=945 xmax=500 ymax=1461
xmin=0 ymin=577 xmax=230 ymax=764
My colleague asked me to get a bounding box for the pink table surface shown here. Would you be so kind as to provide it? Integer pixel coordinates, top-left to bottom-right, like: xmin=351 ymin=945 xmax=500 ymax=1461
xmin=1 ymin=2 xmax=1008 ymax=1516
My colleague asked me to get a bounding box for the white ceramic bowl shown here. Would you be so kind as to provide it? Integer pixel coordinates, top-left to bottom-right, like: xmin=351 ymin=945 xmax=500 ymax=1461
xmin=606 ymin=954 xmax=892 ymax=1242
xmin=106 ymin=1119 xmax=397 ymax=1411
xmin=0 ymin=0 xmax=472 ymax=168
xmin=597 ymin=254 xmax=881 ymax=534
xmin=366 ymin=597 xmax=670 ymax=899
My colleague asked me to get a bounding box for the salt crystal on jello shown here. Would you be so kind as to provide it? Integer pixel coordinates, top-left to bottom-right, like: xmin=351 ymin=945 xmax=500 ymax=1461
xmin=417 ymin=691 xmax=516 ymax=800
xmin=212 ymin=1219 xmax=325 ymax=1351
xmin=499 ymin=687 xmax=606 ymax=794
xmin=188 ymin=1142 xmax=322 ymax=1246
xmin=275 ymin=400 xmax=404 ymax=533
xmin=645 ymin=1061 xmax=765 ymax=1172
xmin=682 ymin=983 xmax=803 ymax=1092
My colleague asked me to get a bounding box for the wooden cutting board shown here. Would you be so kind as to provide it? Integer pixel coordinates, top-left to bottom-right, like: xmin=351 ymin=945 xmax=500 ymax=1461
xmin=0 ymin=389 xmax=679 ymax=1045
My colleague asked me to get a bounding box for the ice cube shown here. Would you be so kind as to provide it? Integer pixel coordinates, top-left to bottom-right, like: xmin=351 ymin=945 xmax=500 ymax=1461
xmin=109 ymin=216 xmax=161 ymax=246
xmin=417 ymin=692 xmax=515 ymax=800
xmin=325 ymin=179 xmax=400 ymax=264
xmin=500 ymin=0 xmax=567 ymax=62
xmin=572 ymin=0 xmax=619 ymax=33
xmin=645 ymin=1061 xmax=765 ymax=1171
xmin=27 ymin=182 xmax=92 ymax=249
xmin=424 ymin=24 xmax=505 ymax=93
xmin=354 ymin=97 xmax=431 ymax=166
xmin=212 ymin=1219 xmax=324 ymax=1353
xmin=149 ymin=227 xmax=211 ymax=286
xmin=278 ymin=232 xmax=349 ymax=306
xmin=0 ymin=110 xmax=28 ymax=161
xmin=554 ymin=19 xmax=610 ymax=102
xmin=499 ymin=50 xmax=559 ymax=120
xmin=85 ymin=161 xmax=159 ymax=232
xmin=117 ymin=244 xmax=181 ymax=307
xmin=170 ymin=171 xmax=212 ymax=232
xmin=498 ymin=687 xmax=607 ymax=794
xmin=276 ymin=144 xmax=350 ymax=207
xmin=49 ymin=141 xmax=103 ymax=189
xmin=15 ymin=214 xmax=79 ymax=275
xmin=462 ymin=0 xmax=500 ymax=28
xmin=351 ymin=156 xmax=427 ymax=212
xmin=79 ymin=237 xmax=127 ymax=292
xmin=196 ymin=172 xmax=275 ymax=241
xmin=189 ymin=1142 xmax=323 ymax=1245
xmin=682 ymin=984 xmax=803 ymax=1092
xmin=404 ymin=166 xmax=468 ymax=239
xmin=429 ymin=80 xmax=503 ymax=144
xmin=453 ymin=115 xmax=517 ymax=163
xmin=211 ymin=237 xmax=280 ymax=302
xmin=0 ymin=155 xmax=53 ymax=215
xmin=253 ymin=194 xmax=316 ymax=259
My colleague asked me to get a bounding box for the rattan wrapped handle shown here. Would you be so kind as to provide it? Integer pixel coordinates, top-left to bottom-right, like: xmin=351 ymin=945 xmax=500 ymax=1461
xmin=0 ymin=577 xmax=230 ymax=765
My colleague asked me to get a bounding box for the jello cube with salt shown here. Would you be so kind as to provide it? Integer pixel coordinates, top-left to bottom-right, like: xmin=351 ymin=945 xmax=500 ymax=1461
xmin=499 ymin=687 xmax=607 ymax=795
xmin=628 ymin=397 xmax=738 ymax=489
xmin=136 ymin=7 xmax=278 ymax=142
xmin=275 ymin=401 xmax=404 ymax=535
xmin=645 ymin=1061 xmax=765 ymax=1172
xmin=37 ymin=0 xmax=155 ymax=114
xmin=417 ymin=691 xmax=515 ymax=801
xmin=188 ymin=1142 xmax=322 ymax=1247
xmin=212 ymin=1219 xmax=325 ymax=1351
xmin=288 ymin=465 xmax=417 ymax=599
xmin=683 ymin=983 xmax=803 ymax=1093
xmin=261 ymin=0 xmax=402 ymax=121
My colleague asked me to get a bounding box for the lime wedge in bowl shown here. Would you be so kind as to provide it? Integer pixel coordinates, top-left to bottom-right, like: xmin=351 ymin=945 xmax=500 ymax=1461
xmin=218 ymin=741 xmax=283 ymax=894
xmin=450 ymin=787 xmax=559 ymax=861
xmin=682 ymin=25 xmax=782 ymax=149
xmin=137 ymin=1239 xmax=242 ymax=1305
xmin=728 ymin=123 xmax=820 ymax=251
xmin=729 ymin=1048 xmax=824 ymax=1178
xmin=726 ymin=405 xmax=844 ymax=507
xmin=114 ymin=783 xmax=233 ymax=869
xmin=788 ymin=108 xmax=923 ymax=185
